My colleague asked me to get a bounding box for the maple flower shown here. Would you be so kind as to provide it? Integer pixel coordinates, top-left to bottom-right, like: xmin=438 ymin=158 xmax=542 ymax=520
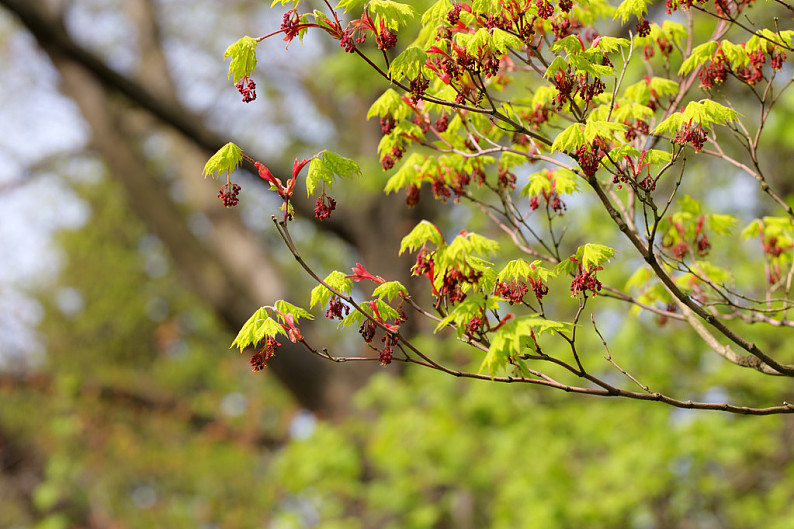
xmin=369 ymin=300 xmax=399 ymax=333
xmin=255 ymin=162 xmax=287 ymax=197
xmin=281 ymin=313 xmax=303 ymax=343
xmin=347 ymin=263 xmax=385 ymax=284
xmin=286 ymin=157 xmax=309 ymax=197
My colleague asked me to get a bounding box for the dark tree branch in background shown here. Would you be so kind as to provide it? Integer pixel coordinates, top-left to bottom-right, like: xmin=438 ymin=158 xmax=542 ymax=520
xmin=0 ymin=372 xmax=285 ymax=449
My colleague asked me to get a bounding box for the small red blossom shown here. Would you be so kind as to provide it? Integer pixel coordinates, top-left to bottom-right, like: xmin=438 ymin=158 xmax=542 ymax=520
xmin=369 ymin=300 xmax=400 ymax=332
xmin=347 ymin=263 xmax=386 ymax=284
xmin=255 ymin=162 xmax=287 ymax=197
xmin=280 ymin=312 xmax=303 ymax=343
xmin=314 ymin=193 xmax=336 ymax=220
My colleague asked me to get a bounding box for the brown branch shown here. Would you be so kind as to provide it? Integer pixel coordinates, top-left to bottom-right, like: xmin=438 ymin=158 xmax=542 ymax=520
xmin=588 ymin=175 xmax=794 ymax=376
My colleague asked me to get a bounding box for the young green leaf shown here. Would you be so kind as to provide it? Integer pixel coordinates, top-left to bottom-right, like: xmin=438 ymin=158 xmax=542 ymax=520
xmin=471 ymin=0 xmax=500 ymax=12
xmin=335 ymin=0 xmax=365 ymax=12
xmin=708 ymin=214 xmax=737 ymax=235
xmin=490 ymin=28 xmax=524 ymax=53
xmin=306 ymin=151 xmax=362 ymax=196
xmin=224 ymin=36 xmax=258 ymax=83
xmin=741 ymin=219 xmax=762 ymax=239
xmin=497 ymin=260 xmax=532 ymax=282
xmin=578 ymin=243 xmax=616 ymax=269
xmin=310 ymin=271 xmax=353 ymax=309
xmin=499 ymin=151 xmax=529 ymax=171
xmin=368 ymin=0 xmax=415 ymax=31
xmin=625 ymin=266 xmax=653 ymax=290
xmin=614 ymin=0 xmax=648 ymax=22
xmin=551 ymin=34 xmax=584 ymax=55
xmin=400 ymin=220 xmax=445 ymax=255
xmin=367 ymin=88 xmax=411 ymax=120
xmin=649 ymin=77 xmax=679 ymax=98
xmin=551 ymin=123 xmax=586 ymax=153
xmin=389 ymin=46 xmax=428 ymax=82
xmin=203 ymin=142 xmax=243 ymax=179
xmin=678 ymin=41 xmax=718 ymax=75
xmin=274 ymin=300 xmax=315 ymax=322
xmin=372 ymin=281 xmax=408 ymax=302
xmin=434 ymin=293 xmax=499 ymax=335
xmin=544 ymin=57 xmax=569 ymax=79
xmin=421 ymin=0 xmax=454 ymax=26
xmin=230 ymin=308 xmax=286 ymax=351
xmin=385 ymin=153 xmax=426 ymax=193
xmin=479 ymin=316 xmax=569 ymax=376
xmin=593 ymin=36 xmax=631 ymax=52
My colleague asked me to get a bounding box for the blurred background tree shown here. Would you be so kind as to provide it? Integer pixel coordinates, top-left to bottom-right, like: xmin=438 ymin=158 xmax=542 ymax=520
xmin=1 ymin=0 xmax=794 ymax=528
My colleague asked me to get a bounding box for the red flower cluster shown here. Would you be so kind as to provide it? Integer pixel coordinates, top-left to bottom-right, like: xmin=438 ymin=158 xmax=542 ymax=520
xmin=325 ymin=297 xmax=349 ymax=320
xmin=218 ymin=182 xmax=241 ymax=207
xmin=570 ymin=262 xmax=603 ymax=296
xmin=314 ymin=193 xmax=336 ymax=220
xmin=495 ymin=280 xmax=529 ymax=305
xmin=235 ymin=77 xmax=256 ymax=103
xmin=251 ymin=337 xmax=281 ymax=371
xmin=699 ymin=51 xmax=728 ymax=89
xmin=674 ymin=121 xmax=708 ymax=152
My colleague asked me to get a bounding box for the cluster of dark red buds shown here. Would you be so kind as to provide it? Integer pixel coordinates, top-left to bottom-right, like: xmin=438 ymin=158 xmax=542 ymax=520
xmin=218 ymin=182 xmax=241 ymax=207
xmin=576 ymin=141 xmax=605 ymax=179
xmin=498 ymin=167 xmax=517 ymax=191
xmin=664 ymin=216 xmax=711 ymax=259
xmin=657 ymin=303 xmax=678 ymax=327
xmin=434 ymin=114 xmax=449 ymax=132
xmin=570 ymin=260 xmax=603 ymax=296
xmin=624 ymin=119 xmax=650 ymax=142
xmin=528 ymin=277 xmax=549 ymax=300
xmin=578 ymin=74 xmax=606 ymax=103
xmin=431 ymin=176 xmax=451 ymax=201
xmin=552 ymin=69 xmax=576 ymax=110
xmin=447 ymin=2 xmax=463 ymax=25
xmin=380 ymin=332 xmax=398 ymax=365
xmin=235 ymin=77 xmax=256 ymax=103
xmin=405 ymin=184 xmax=421 ymax=206
xmin=325 ymin=297 xmax=349 ymax=320
xmin=527 ymin=105 xmax=550 ymax=129
xmin=251 ymin=336 xmax=281 ymax=371
xmin=536 ymin=0 xmax=555 ymax=19
xmin=314 ymin=192 xmax=336 ymax=220
xmin=529 ymin=189 xmax=567 ymax=214
xmin=735 ymin=50 xmax=765 ymax=85
xmin=280 ymin=9 xmax=301 ymax=43
xmin=664 ymin=0 xmax=705 ymax=14
xmin=467 ymin=313 xmax=484 ymax=335
xmin=409 ymin=75 xmax=430 ymax=103
xmin=413 ymin=248 xmax=435 ymax=284
xmin=644 ymin=38 xmax=673 ymax=60
xmin=495 ymin=280 xmax=529 ymax=305
xmin=443 ymin=267 xmax=483 ymax=303
xmin=763 ymin=236 xmax=792 ymax=259
xmin=380 ymin=115 xmax=396 ymax=134
xmin=674 ymin=120 xmax=708 ymax=152
xmin=340 ymin=27 xmax=366 ymax=52
xmin=636 ymin=19 xmax=651 ymax=37
xmin=381 ymin=145 xmax=405 ymax=170
xmin=699 ymin=51 xmax=728 ymax=89
xmin=377 ymin=24 xmax=398 ymax=50
xmin=359 ymin=320 xmax=377 ymax=343
xmin=771 ymin=50 xmax=786 ymax=70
